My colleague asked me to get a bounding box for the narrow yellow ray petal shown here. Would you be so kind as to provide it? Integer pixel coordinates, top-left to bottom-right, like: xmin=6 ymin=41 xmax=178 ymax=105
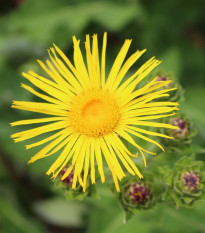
xmin=90 ymin=139 xmax=95 ymax=184
xmin=118 ymin=77 xmax=159 ymax=107
xmin=122 ymin=94 xmax=169 ymax=112
xmin=11 ymin=121 xmax=68 ymax=142
xmin=53 ymin=134 xmax=81 ymax=178
xmin=12 ymin=104 xmax=68 ymax=117
xmin=123 ymin=96 xmax=178 ymax=113
xmin=12 ymin=101 xmax=69 ymax=111
xmin=146 ymin=80 xmax=173 ymax=93
xmin=21 ymin=84 xmax=68 ymax=108
xmin=75 ymin=139 xmax=88 ymax=180
xmin=71 ymin=135 xmax=85 ymax=167
xmin=92 ymin=34 xmax=101 ymax=87
xmin=52 ymin=43 xmax=77 ymax=74
xmin=129 ymin=120 xmax=179 ymax=129
xmin=61 ymin=165 xmax=73 ymax=180
xmin=72 ymin=137 xmax=87 ymax=189
xmin=111 ymin=134 xmax=143 ymax=178
xmin=115 ymin=129 xmax=156 ymax=167
xmin=123 ymin=86 xmax=176 ymax=110
xmin=106 ymin=39 xmax=132 ymax=89
xmin=28 ymin=70 xmax=63 ymax=92
xmin=47 ymin=133 xmax=79 ymax=176
xmin=99 ymin=138 xmax=120 ymax=192
xmin=116 ymin=128 xmax=156 ymax=155
xmin=22 ymin=72 xmax=70 ymax=104
xmin=78 ymin=175 xmax=84 ymax=188
xmin=126 ymin=90 xmax=177 ymax=111
xmin=127 ymin=87 xmax=177 ymax=107
xmin=112 ymin=131 xmax=137 ymax=157
xmin=129 ymin=59 xmax=161 ymax=89
xmin=28 ymin=130 xmax=71 ymax=163
xmin=101 ymin=32 xmax=107 ymax=88
xmin=72 ymin=36 xmax=90 ymax=89
xmin=106 ymin=134 xmax=135 ymax=175
xmin=103 ymin=136 xmax=126 ymax=180
xmin=122 ymin=113 xmax=176 ymax=121
xmin=46 ymin=130 xmax=75 ymax=156
xmin=121 ymin=106 xmax=178 ymax=118
xmin=142 ymin=101 xmax=179 ymax=108
xmin=10 ymin=117 xmax=65 ymax=127
xmin=72 ymin=139 xmax=87 ymax=189
xmin=37 ymin=59 xmax=62 ymax=84
xmin=116 ymin=57 xmax=158 ymax=94
xmin=83 ymin=141 xmax=90 ymax=191
xmin=123 ymin=95 xmax=174 ymax=113
xmin=112 ymin=171 xmax=120 ymax=192
xmin=126 ymin=125 xmax=173 ymax=139
xmin=26 ymin=129 xmax=66 ymax=150
xmin=125 ymin=127 xmax=165 ymax=152
xmin=100 ymin=137 xmax=123 ymax=180
xmin=38 ymin=59 xmax=74 ymax=95
xmin=139 ymin=149 xmax=147 ymax=167
xmin=47 ymin=50 xmax=80 ymax=94
xmin=28 ymin=69 xmax=74 ymax=98
xmin=94 ymin=138 xmax=105 ymax=183
xmin=50 ymin=46 xmax=83 ymax=92
xmin=85 ymin=35 xmax=96 ymax=88
xmin=111 ymin=49 xmax=146 ymax=91
xmin=46 ymin=57 xmax=77 ymax=94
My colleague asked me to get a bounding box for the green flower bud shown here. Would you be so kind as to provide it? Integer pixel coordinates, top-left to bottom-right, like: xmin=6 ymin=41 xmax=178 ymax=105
xmin=156 ymin=76 xmax=172 ymax=88
xmin=180 ymin=170 xmax=201 ymax=193
xmin=160 ymin=113 xmax=196 ymax=146
xmin=53 ymin=166 xmax=98 ymax=200
xmin=125 ymin=182 xmax=151 ymax=207
xmin=168 ymin=117 xmax=189 ymax=140
xmin=146 ymin=69 xmax=184 ymax=102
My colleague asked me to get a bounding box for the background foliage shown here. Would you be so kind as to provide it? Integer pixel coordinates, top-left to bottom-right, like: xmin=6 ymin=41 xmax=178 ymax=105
xmin=0 ymin=0 xmax=205 ymax=232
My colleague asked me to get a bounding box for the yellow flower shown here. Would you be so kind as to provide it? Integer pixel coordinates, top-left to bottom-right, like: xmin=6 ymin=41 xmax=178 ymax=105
xmin=10 ymin=33 xmax=179 ymax=191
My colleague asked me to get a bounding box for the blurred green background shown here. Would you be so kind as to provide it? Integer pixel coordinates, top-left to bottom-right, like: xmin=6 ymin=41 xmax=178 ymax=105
xmin=0 ymin=0 xmax=205 ymax=232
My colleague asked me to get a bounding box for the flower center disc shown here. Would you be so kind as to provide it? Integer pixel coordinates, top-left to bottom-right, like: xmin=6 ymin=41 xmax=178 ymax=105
xmin=69 ymin=89 xmax=120 ymax=137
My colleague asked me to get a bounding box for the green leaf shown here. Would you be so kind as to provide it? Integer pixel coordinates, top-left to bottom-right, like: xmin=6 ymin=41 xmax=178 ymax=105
xmin=33 ymin=197 xmax=87 ymax=228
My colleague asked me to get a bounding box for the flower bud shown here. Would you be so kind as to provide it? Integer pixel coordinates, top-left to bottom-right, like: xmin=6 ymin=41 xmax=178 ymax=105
xmin=169 ymin=117 xmax=189 ymax=140
xmin=181 ymin=170 xmax=200 ymax=193
xmin=147 ymin=69 xmax=184 ymax=102
xmin=156 ymin=76 xmax=172 ymax=88
xmin=60 ymin=167 xmax=74 ymax=186
xmin=125 ymin=182 xmax=151 ymax=207
xmin=160 ymin=156 xmax=205 ymax=207
xmin=160 ymin=113 xmax=196 ymax=146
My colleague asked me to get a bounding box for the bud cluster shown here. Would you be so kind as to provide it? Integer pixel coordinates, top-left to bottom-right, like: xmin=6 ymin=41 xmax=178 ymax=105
xmin=160 ymin=155 xmax=205 ymax=207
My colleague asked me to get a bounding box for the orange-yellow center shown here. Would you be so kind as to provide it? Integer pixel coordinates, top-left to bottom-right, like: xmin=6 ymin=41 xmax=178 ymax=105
xmin=69 ymin=89 xmax=120 ymax=137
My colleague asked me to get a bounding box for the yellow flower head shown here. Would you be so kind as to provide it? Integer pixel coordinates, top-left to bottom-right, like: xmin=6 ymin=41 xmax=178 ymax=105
xmin=10 ymin=33 xmax=179 ymax=191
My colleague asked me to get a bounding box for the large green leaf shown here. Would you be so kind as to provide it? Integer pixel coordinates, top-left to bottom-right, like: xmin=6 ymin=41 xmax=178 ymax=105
xmin=33 ymin=198 xmax=87 ymax=227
